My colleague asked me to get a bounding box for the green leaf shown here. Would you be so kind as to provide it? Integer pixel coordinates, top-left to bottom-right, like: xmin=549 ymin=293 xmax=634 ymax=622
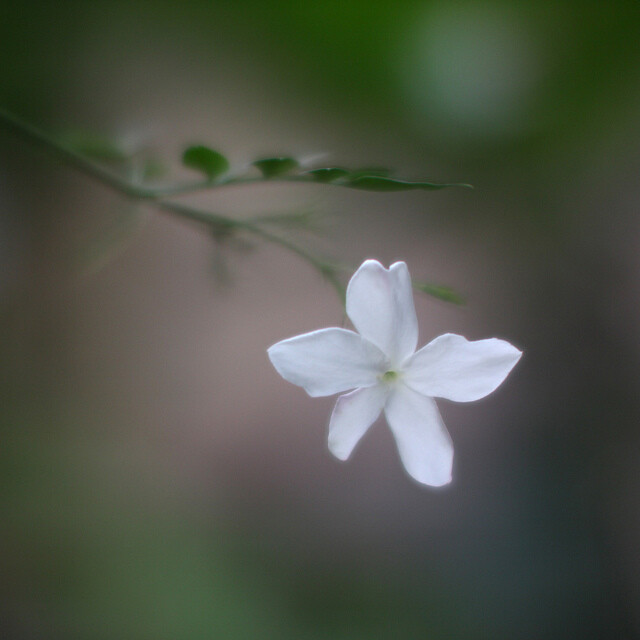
xmin=349 ymin=167 xmax=391 ymax=178
xmin=413 ymin=282 xmax=465 ymax=305
xmin=252 ymin=157 xmax=299 ymax=178
xmin=305 ymin=167 xmax=350 ymax=183
xmin=182 ymin=145 xmax=229 ymax=180
xmin=347 ymin=176 xmax=473 ymax=191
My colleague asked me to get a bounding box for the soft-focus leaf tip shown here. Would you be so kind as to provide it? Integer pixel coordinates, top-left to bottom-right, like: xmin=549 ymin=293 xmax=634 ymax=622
xmin=182 ymin=145 xmax=229 ymax=180
xmin=414 ymin=282 xmax=465 ymax=305
xmin=253 ymin=157 xmax=299 ymax=178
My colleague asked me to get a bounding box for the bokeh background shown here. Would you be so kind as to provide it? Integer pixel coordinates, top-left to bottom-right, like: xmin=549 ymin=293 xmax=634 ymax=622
xmin=2 ymin=2 xmax=640 ymax=638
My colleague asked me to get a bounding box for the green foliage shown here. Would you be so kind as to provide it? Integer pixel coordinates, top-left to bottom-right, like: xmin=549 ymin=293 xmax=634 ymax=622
xmin=252 ymin=157 xmax=299 ymax=178
xmin=347 ymin=176 xmax=471 ymax=192
xmin=306 ymin=167 xmax=350 ymax=183
xmin=182 ymin=145 xmax=229 ymax=180
xmin=306 ymin=167 xmax=470 ymax=191
xmin=413 ymin=282 xmax=464 ymax=305
xmin=179 ymin=145 xmax=470 ymax=193
xmin=349 ymin=167 xmax=391 ymax=178
xmin=0 ymin=108 xmax=468 ymax=305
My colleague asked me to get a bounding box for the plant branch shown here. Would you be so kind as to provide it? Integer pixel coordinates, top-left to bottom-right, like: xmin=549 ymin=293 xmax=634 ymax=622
xmin=0 ymin=108 xmax=461 ymax=303
xmin=0 ymin=108 xmax=152 ymax=198
xmin=0 ymin=108 xmax=345 ymax=290
xmin=158 ymin=201 xmax=345 ymax=299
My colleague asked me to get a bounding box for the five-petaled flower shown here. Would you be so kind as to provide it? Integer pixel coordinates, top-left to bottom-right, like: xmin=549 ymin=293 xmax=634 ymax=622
xmin=267 ymin=259 xmax=522 ymax=486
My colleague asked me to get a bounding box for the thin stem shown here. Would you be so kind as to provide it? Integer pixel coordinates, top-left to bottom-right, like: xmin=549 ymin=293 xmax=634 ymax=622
xmin=147 ymin=175 xmax=314 ymax=198
xmin=0 ymin=108 xmax=149 ymax=198
xmin=0 ymin=109 xmax=314 ymax=198
xmin=0 ymin=108 xmax=460 ymax=303
xmin=240 ymin=224 xmax=345 ymax=300
xmin=0 ymin=108 xmax=344 ymax=295
xmin=158 ymin=200 xmax=345 ymax=299
xmin=0 ymin=108 xmax=469 ymax=202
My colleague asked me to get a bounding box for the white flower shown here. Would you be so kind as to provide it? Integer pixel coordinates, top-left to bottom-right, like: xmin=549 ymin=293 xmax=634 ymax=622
xmin=267 ymin=259 xmax=522 ymax=486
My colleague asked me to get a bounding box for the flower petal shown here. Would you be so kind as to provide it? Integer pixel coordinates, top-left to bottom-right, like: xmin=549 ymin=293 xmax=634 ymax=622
xmin=328 ymin=385 xmax=388 ymax=461
xmin=268 ymin=328 xmax=387 ymax=397
xmin=346 ymin=260 xmax=418 ymax=364
xmin=404 ymin=333 xmax=522 ymax=403
xmin=384 ymin=383 xmax=453 ymax=486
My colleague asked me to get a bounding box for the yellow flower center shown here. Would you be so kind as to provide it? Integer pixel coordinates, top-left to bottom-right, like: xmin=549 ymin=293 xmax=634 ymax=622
xmin=382 ymin=370 xmax=399 ymax=383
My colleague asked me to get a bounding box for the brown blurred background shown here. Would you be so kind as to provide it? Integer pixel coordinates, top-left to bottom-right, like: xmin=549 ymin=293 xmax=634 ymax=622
xmin=1 ymin=2 xmax=640 ymax=638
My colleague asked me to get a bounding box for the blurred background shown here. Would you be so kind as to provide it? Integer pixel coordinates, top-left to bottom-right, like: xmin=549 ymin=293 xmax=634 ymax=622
xmin=2 ymin=1 xmax=640 ymax=638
